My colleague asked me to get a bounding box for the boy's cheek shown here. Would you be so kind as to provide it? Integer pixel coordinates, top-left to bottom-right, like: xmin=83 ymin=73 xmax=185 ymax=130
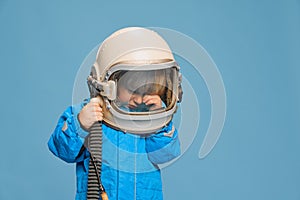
xmin=118 ymin=90 xmax=132 ymax=102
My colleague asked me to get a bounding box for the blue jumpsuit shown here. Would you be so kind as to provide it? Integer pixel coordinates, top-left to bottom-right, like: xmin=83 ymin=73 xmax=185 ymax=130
xmin=48 ymin=99 xmax=181 ymax=200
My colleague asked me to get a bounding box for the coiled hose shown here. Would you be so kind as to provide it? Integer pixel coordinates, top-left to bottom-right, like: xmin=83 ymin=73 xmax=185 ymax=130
xmin=86 ymin=121 xmax=109 ymax=200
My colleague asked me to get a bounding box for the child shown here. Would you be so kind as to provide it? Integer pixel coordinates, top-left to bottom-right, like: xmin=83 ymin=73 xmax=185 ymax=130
xmin=48 ymin=27 xmax=182 ymax=200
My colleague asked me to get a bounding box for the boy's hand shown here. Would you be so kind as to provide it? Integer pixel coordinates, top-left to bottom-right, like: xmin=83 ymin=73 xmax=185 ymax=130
xmin=143 ymin=95 xmax=162 ymax=110
xmin=78 ymin=97 xmax=103 ymax=130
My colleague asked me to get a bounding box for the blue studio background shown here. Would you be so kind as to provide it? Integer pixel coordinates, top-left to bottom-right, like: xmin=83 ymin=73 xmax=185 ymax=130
xmin=0 ymin=1 xmax=300 ymax=200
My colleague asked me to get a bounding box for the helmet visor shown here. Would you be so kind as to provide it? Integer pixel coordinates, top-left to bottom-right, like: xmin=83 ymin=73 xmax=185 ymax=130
xmin=109 ymin=67 xmax=178 ymax=114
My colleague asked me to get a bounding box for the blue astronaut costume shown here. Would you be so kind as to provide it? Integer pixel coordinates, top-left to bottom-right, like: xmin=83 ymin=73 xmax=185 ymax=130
xmin=48 ymin=99 xmax=180 ymax=200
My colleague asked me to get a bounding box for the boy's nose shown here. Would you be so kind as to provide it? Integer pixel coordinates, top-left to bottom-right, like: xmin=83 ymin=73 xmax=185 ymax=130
xmin=132 ymin=94 xmax=143 ymax=105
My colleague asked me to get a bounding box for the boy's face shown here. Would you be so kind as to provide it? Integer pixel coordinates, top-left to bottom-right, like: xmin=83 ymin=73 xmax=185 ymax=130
xmin=117 ymin=86 xmax=143 ymax=109
xmin=117 ymin=86 xmax=163 ymax=111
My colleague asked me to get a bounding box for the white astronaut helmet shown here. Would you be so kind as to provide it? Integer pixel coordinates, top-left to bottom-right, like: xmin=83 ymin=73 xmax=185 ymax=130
xmin=88 ymin=27 xmax=183 ymax=134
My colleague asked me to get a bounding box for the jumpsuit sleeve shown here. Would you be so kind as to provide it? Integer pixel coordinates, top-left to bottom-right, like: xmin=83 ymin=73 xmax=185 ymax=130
xmin=47 ymin=100 xmax=90 ymax=163
xmin=145 ymin=121 xmax=181 ymax=164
